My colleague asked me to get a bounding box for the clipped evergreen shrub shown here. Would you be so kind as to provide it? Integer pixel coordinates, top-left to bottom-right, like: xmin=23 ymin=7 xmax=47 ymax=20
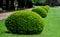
xmin=45 ymin=5 xmax=50 ymax=9
xmin=32 ymin=7 xmax=47 ymax=18
xmin=41 ymin=5 xmax=50 ymax=12
xmin=41 ymin=6 xmax=49 ymax=13
xmin=5 ymin=10 xmax=44 ymax=34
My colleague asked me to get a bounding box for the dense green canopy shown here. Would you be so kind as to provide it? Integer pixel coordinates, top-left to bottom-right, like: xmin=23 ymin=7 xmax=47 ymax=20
xmin=20 ymin=0 xmax=45 ymax=4
xmin=34 ymin=0 xmax=45 ymax=4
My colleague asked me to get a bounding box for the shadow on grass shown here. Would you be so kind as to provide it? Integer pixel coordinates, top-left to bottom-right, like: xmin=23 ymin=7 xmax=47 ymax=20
xmin=5 ymin=31 xmax=42 ymax=35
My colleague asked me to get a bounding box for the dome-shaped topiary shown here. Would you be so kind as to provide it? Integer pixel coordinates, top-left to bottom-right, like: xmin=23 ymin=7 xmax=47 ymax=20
xmin=5 ymin=10 xmax=44 ymax=34
xmin=32 ymin=7 xmax=47 ymax=18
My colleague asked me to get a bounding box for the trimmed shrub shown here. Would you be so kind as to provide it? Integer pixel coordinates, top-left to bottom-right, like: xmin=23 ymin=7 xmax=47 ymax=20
xmin=45 ymin=5 xmax=50 ymax=9
xmin=41 ymin=5 xmax=50 ymax=12
xmin=43 ymin=5 xmax=49 ymax=13
xmin=32 ymin=7 xmax=47 ymax=18
xmin=5 ymin=10 xmax=44 ymax=34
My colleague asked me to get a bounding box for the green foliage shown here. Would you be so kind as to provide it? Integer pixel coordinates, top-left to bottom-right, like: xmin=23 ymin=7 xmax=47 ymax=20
xmin=33 ymin=0 xmax=46 ymax=6
xmin=45 ymin=5 xmax=50 ymax=10
xmin=32 ymin=7 xmax=47 ymax=18
xmin=41 ymin=5 xmax=50 ymax=13
xmin=22 ymin=0 xmax=34 ymax=3
xmin=34 ymin=0 xmax=45 ymax=4
xmin=5 ymin=10 xmax=44 ymax=34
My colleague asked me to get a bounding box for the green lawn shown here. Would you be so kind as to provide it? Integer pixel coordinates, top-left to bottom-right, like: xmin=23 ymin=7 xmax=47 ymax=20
xmin=0 ymin=8 xmax=60 ymax=37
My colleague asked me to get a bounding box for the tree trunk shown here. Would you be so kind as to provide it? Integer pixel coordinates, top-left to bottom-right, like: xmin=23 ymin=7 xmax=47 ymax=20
xmin=26 ymin=1 xmax=33 ymax=8
xmin=0 ymin=0 xmax=3 ymax=8
xmin=6 ymin=0 xmax=9 ymax=10
xmin=10 ymin=0 xmax=14 ymax=10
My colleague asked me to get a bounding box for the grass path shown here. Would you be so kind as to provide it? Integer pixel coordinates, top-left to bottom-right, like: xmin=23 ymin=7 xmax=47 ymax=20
xmin=0 ymin=8 xmax=60 ymax=37
xmin=40 ymin=8 xmax=60 ymax=37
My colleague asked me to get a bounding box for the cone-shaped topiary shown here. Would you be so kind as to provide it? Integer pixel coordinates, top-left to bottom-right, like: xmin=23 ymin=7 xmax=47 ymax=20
xmin=32 ymin=7 xmax=47 ymax=18
xmin=5 ymin=10 xmax=44 ymax=34
xmin=45 ymin=5 xmax=50 ymax=9
xmin=41 ymin=5 xmax=50 ymax=13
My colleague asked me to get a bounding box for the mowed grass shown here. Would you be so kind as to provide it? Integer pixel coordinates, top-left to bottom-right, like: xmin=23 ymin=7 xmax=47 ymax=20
xmin=0 ymin=8 xmax=60 ymax=37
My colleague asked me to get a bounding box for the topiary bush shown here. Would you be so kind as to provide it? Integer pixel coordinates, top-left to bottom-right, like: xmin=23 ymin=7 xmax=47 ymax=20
xmin=41 ymin=5 xmax=50 ymax=13
xmin=5 ymin=10 xmax=44 ymax=34
xmin=32 ymin=7 xmax=47 ymax=18
xmin=45 ymin=5 xmax=50 ymax=9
